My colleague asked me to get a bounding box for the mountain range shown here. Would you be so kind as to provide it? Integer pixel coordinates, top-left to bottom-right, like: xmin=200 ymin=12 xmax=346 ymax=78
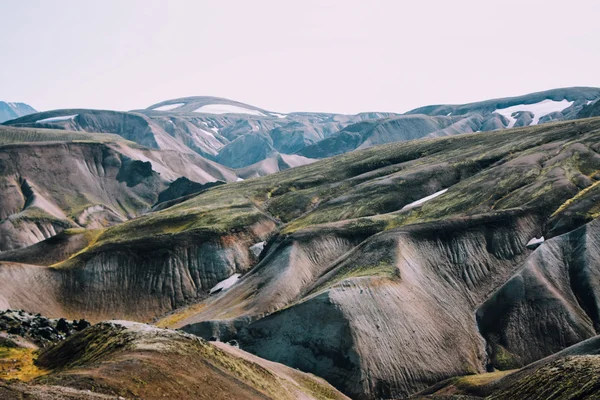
xmin=5 ymin=87 xmax=599 ymax=172
xmin=2 ymin=87 xmax=600 ymax=399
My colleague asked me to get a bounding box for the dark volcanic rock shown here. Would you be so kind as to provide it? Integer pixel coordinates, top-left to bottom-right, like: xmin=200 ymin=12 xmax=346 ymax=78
xmin=0 ymin=309 xmax=89 ymax=347
xmin=156 ymin=177 xmax=225 ymax=205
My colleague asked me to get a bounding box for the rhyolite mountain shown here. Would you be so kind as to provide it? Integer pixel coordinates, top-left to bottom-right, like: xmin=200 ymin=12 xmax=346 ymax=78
xmin=3 ymin=111 xmax=600 ymax=399
xmin=6 ymin=88 xmax=600 ymax=171
xmin=0 ymin=101 xmax=36 ymax=123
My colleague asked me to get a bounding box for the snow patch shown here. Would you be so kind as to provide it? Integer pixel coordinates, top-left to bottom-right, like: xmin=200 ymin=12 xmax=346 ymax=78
xmin=236 ymin=177 xmax=244 ymax=182
xmin=249 ymin=241 xmax=265 ymax=258
xmin=36 ymin=114 xmax=78 ymax=123
xmin=194 ymin=104 xmax=265 ymax=116
xmin=153 ymin=103 xmax=184 ymax=111
xmin=271 ymin=112 xmax=287 ymax=119
xmin=526 ymin=236 xmax=544 ymax=249
xmin=446 ymin=112 xmax=452 ymax=116
xmin=210 ymin=274 xmax=241 ymax=294
xmin=402 ymin=189 xmax=448 ymax=210
xmin=200 ymin=129 xmax=215 ymax=139
xmin=493 ymin=99 xmax=574 ymax=127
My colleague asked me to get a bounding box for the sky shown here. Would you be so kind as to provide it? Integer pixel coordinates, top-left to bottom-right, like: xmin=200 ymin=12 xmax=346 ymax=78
xmin=2 ymin=0 xmax=600 ymax=114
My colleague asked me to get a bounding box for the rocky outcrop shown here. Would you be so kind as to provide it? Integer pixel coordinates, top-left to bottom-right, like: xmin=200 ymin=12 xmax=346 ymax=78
xmin=0 ymin=309 xmax=89 ymax=347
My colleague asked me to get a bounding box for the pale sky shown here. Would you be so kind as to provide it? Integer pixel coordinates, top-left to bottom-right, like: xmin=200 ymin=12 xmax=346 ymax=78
xmin=2 ymin=0 xmax=599 ymax=114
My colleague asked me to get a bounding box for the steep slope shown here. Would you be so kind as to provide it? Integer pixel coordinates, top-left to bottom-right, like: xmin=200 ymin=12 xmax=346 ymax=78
xmin=476 ymin=216 xmax=600 ymax=370
xmin=0 ymin=101 xmax=36 ymax=123
xmin=0 ymin=126 xmax=235 ymax=250
xmin=578 ymin=98 xmax=600 ymax=119
xmin=1 ymin=320 xmax=347 ymax=400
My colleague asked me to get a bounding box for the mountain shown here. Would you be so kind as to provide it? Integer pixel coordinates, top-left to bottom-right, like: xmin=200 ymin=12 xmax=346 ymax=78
xmin=0 ymin=125 xmax=235 ymax=251
xmin=3 ymin=115 xmax=600 ymax=398
xmin=3 ymin=98 xmax=397 ymax=171
xmin=0 ymin=101 xmax=36 ymax=123
xmin=299 ymin=87 xmax=600 ymax=158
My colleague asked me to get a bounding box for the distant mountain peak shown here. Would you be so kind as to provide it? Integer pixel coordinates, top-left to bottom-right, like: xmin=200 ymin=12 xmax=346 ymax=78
xmin=0 ymin=101 xmax=37 ymax=123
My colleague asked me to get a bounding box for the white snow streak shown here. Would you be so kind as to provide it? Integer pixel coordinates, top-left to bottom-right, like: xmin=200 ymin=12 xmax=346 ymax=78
xmin=36 ymin=114 xmax=78 ymax=123
xmin=194 ymin=104 xmax=265 ymax=116
xmin=153 ymin=103 xmax=184 ymax=111
xmin=402 ymin=189 xmax=448 ymax=210
xmin=526 ymin=236 xmax=544 ymax=247
xmin=209 ymin=274 xmax=241 ymax=294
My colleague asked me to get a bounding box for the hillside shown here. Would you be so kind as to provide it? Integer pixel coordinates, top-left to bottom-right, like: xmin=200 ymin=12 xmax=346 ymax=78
xmin=0 ymin=125 xmax=235 ymax=250
xmin=2 ymin=116 xmax=600 ymax=398
xmin=0 ymin=320 xmax=347 ymax=400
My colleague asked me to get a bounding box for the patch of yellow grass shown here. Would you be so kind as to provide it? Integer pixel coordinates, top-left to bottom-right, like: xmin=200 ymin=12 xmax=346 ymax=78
xmin=0 ymin=346 xmax=49 ymax=382
xmin=456 ymin=370 xmax=515 ymax=388
xmin=155 ymin=303 xmax=207 ymax=328
xmin=551 ymin=180 xmax=600 ymax=217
